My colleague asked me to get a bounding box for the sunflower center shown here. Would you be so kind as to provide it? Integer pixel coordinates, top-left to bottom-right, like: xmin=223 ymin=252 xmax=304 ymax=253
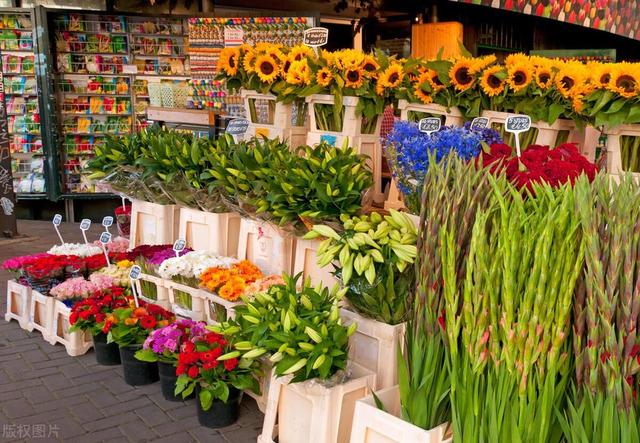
xmin=432 ymin=75 xmax=444 ymax=86
xmin=229 ymin=56 xmax=236 ymax=68
xmin=283 ymin=61 xmax=291 ymax=73
xmin=454 ymin=67 xmax=472 ymax=85
xmin=389 ymin=72 xmax=400 ymax=84
xmin=347 ymin=70 xmax=360 ymax=82
xmin=600 ymin=73 xmax=611 ymax=84
xmin=560 ymin=76 xmax=575 ymax=91
xmin=363 ymin=62 xmax=376 ymax=72
xmin=260 ymin=61 xmax=274 ymax=75
xmin=488 ymin=74 xmax=502 ymax=88
xmin=513 ymin=71 xmax=527 ymax=85
xmin=538 ymin=73 xmax=550 ymax=84
xmin=616 ymin=75 xmax=636 ymax=92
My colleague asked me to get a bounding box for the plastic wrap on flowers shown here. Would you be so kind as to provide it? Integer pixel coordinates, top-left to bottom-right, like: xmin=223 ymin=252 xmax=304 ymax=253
xmin=115 ymin=205 xmax=131 ymax=237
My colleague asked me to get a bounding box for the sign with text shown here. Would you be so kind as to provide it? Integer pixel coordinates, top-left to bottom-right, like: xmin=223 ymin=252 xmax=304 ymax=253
xmin=52 ymin=214 xmax=64 ymax=245
xmin=418 ymin=117 xmax=441 ymax=135
xmin=303 ymin=27 xmax=329 ymax=47
xmin=225 ymin=118 xmax=249 ymax=135
xmin=505 ymin=114 xmax=532 ymax=158
xmin=79 ymin=218 xmax=91 ymax=244
xmin=173 ymin=239 xmax=186 ymax=257
xmin=102 ymin=216 xmax=113 ymax=234
xmin=470 ymin=117 xmax=490 ymax=131
xmin=99 ymin=232 xmax=112 ymax=244
xmin=129 ymin=265 xmax=142 ymax=280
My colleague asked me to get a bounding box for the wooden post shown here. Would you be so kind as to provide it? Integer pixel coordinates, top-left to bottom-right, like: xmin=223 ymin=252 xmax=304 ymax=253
xmin=0 ymin=67 xmax=18 ymax=238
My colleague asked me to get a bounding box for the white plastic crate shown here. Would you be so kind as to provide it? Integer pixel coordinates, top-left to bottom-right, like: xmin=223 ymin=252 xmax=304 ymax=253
xmin=202 ymin=290 xmax=243 ymax=325
xmin=178 ymin=208 xmax=241 ymax=256
xmin=5 ymin=280 xmax=31 ymax=329
xmin=258 ymin=363 xmax=376 ymax=443
xmin=48 ymin=300 xmax=93 ymax=356
xmin=292 ymin=238 xmax=339 ymax=288
xmin=350 ymin=385 xmax=452 ymax=443
xmin=340 ymin=308 xmax=406 ymax=390
xmin=237 ymin=218 xmax=295 ymax=276
xmin=27 ymin=291 xmax=55 ymax=341
xmin=129 ymin=199 xmax=180 ymax=248
xmin=134 ymin=273 xmax=171 ymax=310
xmin=166 ymin=281 xmax=206 ymax=321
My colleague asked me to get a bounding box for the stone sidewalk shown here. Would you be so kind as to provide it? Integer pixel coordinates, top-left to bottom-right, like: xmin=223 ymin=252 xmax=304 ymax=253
xmin=0 ymin=221 xmax=263 ymax=442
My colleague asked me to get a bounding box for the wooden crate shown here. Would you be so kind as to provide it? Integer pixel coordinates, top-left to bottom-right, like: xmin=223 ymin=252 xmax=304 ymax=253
xmin=48 ymin=300 xmax=93 ymax=356
xmin=340 ymin=308 xmax=406 ymax=390
xmin=292 ymin=239 xmax=339 ymax=289
xmin=601 ymin=124 xmax=640 ymax=177
xmin=202 ymin=290 xmax=243 ymax=325
xmin=129 ymin=199 xmax=180 ymax=248
xmin=166 ymin=281 xmax=206 ymax=321
xmin=258 ymin=363 xmax=376 ymax=443
xmin=351 ymin=385 xmax=452 ymax=443
xmin=27 ymin=291 xmax=55 ymax=340
xmin=5 ymin=280 xmax=31 ymax=329
xmin=411 ymin=22 xmax=463 ymax=59
xmin=178 ymin=208 xmax=241 ymax=256
xmin=306 ymin=94 xmax=384 ymax=204
xmin=134 ymin=273 xmax=171 ymax=310
xmin=237 ymin=219 xmax=295 ymax=276
xmin=241 ymin=90 xmax=308 ymax=148
xmin=397 ymin=100 xmax=464 ymax=126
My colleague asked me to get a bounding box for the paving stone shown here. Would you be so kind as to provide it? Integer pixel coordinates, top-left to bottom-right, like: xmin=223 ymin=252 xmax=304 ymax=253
xmin=68 ymin=402 xmax=104 ymax=423
xmin=83 ymin=412 xmax=139 ymax=432
xmin=220 ymin=425 xmax=262 ymax=443
xmin=118 ymin=420 xmax=158 ymax=442
xmin=189 ymin=427 xmax=228 ymax=443
xmin=135 ymin=403 xmax=169 ymax=427
xmin=3 ymin=398 xmax=36 ymax=419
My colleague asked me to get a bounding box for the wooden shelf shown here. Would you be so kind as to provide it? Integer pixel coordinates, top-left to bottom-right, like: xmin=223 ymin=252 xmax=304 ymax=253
xmin=146 ymin=107 xmax=221 ymax=126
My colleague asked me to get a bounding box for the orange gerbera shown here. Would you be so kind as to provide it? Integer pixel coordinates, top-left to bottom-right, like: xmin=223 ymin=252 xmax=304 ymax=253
xmin=218 ymin=276 xmax=248 ymax=302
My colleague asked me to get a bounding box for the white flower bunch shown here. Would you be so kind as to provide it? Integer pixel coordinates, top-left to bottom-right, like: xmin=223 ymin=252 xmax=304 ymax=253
xmin=156 ymin=251 xmax=238 ymax=280
xmin=48 ymin=243 xmax=102 ymax=258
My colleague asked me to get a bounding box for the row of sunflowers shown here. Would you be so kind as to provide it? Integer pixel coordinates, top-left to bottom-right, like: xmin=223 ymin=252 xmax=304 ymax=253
xmin=217 ymin=43 xmax=640 ymax=128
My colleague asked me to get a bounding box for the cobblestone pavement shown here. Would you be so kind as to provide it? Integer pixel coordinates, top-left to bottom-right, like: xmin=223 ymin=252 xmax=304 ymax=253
xmin=0 ymin=221 xmax=263 ymax=443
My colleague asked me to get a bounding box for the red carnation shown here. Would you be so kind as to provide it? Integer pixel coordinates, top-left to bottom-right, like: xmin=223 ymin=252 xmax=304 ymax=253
xmin=187 ymin=366 xmax=199 ymax=378
xmin=203 ymin=360 xmax=220 ymax=370
xmin=140 ymin=315 xmax=157 ymax=329
xmin=176 ymin=364 xmax=187 ymax=375
xmin=223 ymin=358 xmax=238 ymax=371
xmin=79 ymin=310 xmax=92 ymax=320
xmin=95 ymin=313 xmax=106 ymax=323
xmin=69 ymin=311 xmax=79 ymax=325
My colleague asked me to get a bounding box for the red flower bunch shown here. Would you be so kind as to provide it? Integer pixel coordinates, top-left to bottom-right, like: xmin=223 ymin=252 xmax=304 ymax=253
xmin=24 ymin=255 xmax=70 ymax=279
xmin=69 ymin=286 xmax=130 ymax=335
xmin=479 ymin=143 xmax=597 ymax=192
xmin=128 ymin=244 xmax=174 ymax=261
xmin=115 ymin=205 xmax=131 ymax=216
xmin=174 ymin=331 xmax=260 ymax=407
xmin=107 ymin=300 xmax=175 ymax=346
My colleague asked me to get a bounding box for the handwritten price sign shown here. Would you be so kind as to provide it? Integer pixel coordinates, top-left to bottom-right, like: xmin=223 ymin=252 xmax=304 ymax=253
xmin=470 ymin=117 xmax=489 ymax=131
xmin=225 ymin=118 xmax=249 ymax=136
xmin=505 ymin=115 xmax=532 ymax=157
xmin=303 ymin=27 xmax=329 ymax=47
xmin=418 ymin=117 xmax=441 ymax=136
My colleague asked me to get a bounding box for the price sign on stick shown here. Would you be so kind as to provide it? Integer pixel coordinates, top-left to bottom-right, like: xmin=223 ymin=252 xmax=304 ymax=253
xmin=79 ymin=219 xmax=91 ymax=244
xmin=418 ymin=117 xmax=441 ymax=136
xmin=303 ymin=27 xmax=329 ymax=47
xmin=52 ymin=214 xmax=64 ymax=245
xmin=99 ymin=232 xmax=112 ymax=267
xmin=470 ymin=117 xmax=489 ymax=131
xmin=505 ymin=115 xmax=531 ymax=158
xmin=102 ymin=216 xmax=113 ymax=233
xmin=225 ymin=118 xmax=249 ymax=136
xmin=129 ymin=265 xmax=141 ymax=308
xmin=173 ymin=239 xmax=186 ymax=257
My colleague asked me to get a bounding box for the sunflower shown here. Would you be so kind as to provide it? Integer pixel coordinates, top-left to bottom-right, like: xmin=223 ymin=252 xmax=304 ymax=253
xmin=255 ymin=55 xmax=279 ymax=83
xmin=376 ymin=63 xmax=404 ymax=95
xmin=534 ymin=65 xmax=554 ymax=89
xmin=344 ymin=67 xmax=365 ymax=88
xmin=218 ymin=47 xmax=240 ymax=76
xmin=480 ymin=65 xmax=506 ymax=96
xmin=449 ymin=58 xmax=475 ymax=92
xmin=361 ymin=55 xmax=379 ymax=75
xmin=242 ymin=49 xmax=256 ymax=74
xmin=505 ymin=53 xmax=530 ymax=67
xmin=608 ymin=64 xmax=639 ymax=98
xmin=413 ymin=73 xmax=433 ymax=104
xmin=280 ymin=55 xmax=293 ymax=78
xmin=506 ymin=63 xmax=533 ymax=93
xmin=554 ymin=65 xmax=585 ymax=98
xmin=322 ymin=49 xmax=337 ymax=68
xmin=316 ymin=67 xmax=333 ymax=87
xmin=592 ymin=63 xmax=613 ymax=88
xmin=572 ymin=95 xmax=585 ymax=113
xmin=289 ymin=44 xmax=314 ymax=62
xmin=470 ymin=54 xmax=497 ymax=74
xmin=286 ymin=59 xmax=311 ymax=85
xmin=426 ymin=69 xmax=446 ymax=93
xmin=335 ymin=49 xmax=364 ymax=70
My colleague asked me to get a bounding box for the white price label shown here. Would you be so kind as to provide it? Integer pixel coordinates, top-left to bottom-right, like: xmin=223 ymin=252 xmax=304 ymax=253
xmin=80 ymin=219 xmax=91 ymax=231
xmin=99 ymin=232 xmax=112 ymax=244
xmin=52 ymin=214 xmax=62 ymax=226
xmin=173 ymin=239 xmax=186 ymax=257
xmin=303 ymin=27 xmax=329 ymax=47
xmin=102 ymin=216 xmax=114 ymax=228
xmin=505 ymin=115 xmax=531 ymax=133
xmin=418 ymin=117 xmax=441 ymax=135
xmin=129 ymin=265 xmax=142 ymax=280
xmin=470 ymin=117 xmax=489 ymax=131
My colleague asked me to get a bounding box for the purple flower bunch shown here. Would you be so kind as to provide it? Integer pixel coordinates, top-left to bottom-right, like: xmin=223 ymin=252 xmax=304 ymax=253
xmin=147 ymin=247 xmax=194 ymax=266
xmin=142 ymin=319 xmax=206 ymax=363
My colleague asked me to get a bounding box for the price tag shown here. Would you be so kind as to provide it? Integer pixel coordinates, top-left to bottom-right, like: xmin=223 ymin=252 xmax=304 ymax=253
xmin=52 ymin=214 xmax=64 ymax=245
xmin=470 ymin=117 xmax=489 ymax=131
xmin=129 ymin=265 xmax=141 ymax=308
xmin=122 ymin=64 xmax=138 ymax=74
xmin=99 ymin=232 xmax=112 ymax=268
xmin=225 ymin=118 xmax=249 ymax=136
xmin=418 ymin=117 xmax=441 ymax=136
xmin=102 ymin=216 xmax=114 ymax=234
xmin=303 ymin=27 xmax=329 ymax=47
xmin=173 ymin=239 xmax=186 ymax=257
xmin=320 ymin=134 xmax=337 ymax=146
xmin=80 ymin=218 xmax=91 ymax=244
xmin=505 ymin=114 xmax=531 ymax=157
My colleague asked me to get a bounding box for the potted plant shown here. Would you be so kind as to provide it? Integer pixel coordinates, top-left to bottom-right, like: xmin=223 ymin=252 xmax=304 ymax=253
xmin=216 ymin=274 xmax=373 ymax=442
xmin=174 ymin=330 xmax=261 ymax=428
xmin=106 ymin=301 xmax=175 ymax=386
xmin=306 ymin=210 xmax=418 ymax=389
xmin=134 ymin=318 xmax=207 ymax=401
xmin=68 ymin=286 xmax=130 ymax=365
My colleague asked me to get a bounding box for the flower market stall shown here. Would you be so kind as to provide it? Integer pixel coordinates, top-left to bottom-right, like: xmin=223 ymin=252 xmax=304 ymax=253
xmin=4 ymin=40 xmax=640 ymax=442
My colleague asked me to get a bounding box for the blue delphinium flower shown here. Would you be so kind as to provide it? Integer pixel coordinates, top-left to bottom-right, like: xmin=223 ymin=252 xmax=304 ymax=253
xmin=462 ymin=121 xmax=503 ymax=146
xmin=384 ymin=120 xmax=501 ymax=213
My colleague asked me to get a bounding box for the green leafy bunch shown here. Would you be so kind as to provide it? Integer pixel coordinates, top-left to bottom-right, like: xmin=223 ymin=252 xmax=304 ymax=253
xmin=306 ymin=209 xmax=418 ymax=325
xmin=213 ymin=273 xmax=356 ymax=383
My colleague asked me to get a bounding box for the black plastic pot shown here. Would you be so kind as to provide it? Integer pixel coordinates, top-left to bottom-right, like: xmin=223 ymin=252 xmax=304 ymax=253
xmin=196 ymin=385 xmax=242 ymax=428
xmin=158 ymin=361 xmax=190 ymax=402
xmin=92 ymin=332 xmax=121 ymax=366
xmin=119 ymin=344 xmax=159 ymax=386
